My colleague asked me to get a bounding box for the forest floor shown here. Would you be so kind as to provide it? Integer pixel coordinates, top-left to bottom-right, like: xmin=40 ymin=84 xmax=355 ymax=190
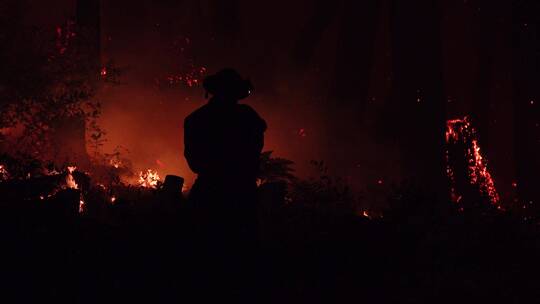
xmin=0 ymin=183 xmax=538 ymax=304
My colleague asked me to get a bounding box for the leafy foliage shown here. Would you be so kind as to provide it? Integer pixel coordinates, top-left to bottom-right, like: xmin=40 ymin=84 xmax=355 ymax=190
xmin=288 ymin=160 xmax=360 ymax=214
xmin=88 ymin=146 xmax=135 ymax=187
xmin=258 ymin=151 xmax=296 ymax=185
xmin=0 ymin=5 xmax=119 ymax=162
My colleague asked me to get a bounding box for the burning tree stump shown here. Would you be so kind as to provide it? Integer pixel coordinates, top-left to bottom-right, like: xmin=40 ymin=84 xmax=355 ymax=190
xmin=162 ymin=175 xmax=184 ymax=197
xmin=446 ymin=117 xmax=500 ymax=209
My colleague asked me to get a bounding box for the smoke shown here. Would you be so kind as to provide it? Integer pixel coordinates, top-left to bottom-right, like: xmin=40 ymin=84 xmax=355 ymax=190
xmin=86 ymin=0 xmax=407 ymax=195
xmin=92 ymin=1 xmax=328 ymax=187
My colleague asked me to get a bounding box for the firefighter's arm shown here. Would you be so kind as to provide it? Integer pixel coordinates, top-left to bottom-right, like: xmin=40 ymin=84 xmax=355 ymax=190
xmin=183 ymin=118 xmax=203 ymax=174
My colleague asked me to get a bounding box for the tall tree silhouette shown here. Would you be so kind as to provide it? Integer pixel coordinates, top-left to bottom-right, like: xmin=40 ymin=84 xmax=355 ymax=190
xmin=512 ymin=0 xmax=540 ymax=212
xmin=388 ymin=0 xmax=446 ymax=194
xmin=292 ymin=0 xmax=380 ymax=112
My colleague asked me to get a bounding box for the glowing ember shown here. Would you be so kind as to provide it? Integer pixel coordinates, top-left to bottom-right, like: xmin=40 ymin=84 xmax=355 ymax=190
xmin=55 ymin=20 xmax=76 ymax=55
xmin=65 ymin=166 xmax=78 ymax=189
xmin=79 ymin=199 xmax=85 ymax=214
xmin=110 ymin=196 xmax=116 ymax=203
xmin=62 ymin=166 xmax=85 ymax=214
xmin=45 ymin=168 xmax=61 ymax=176
xmin=445 ymin=116 xmax=500 ymax=206
xmin=165 ymin=66 xmax=206 ymax=87
xmin=0 ymin=165 xmax=9 ymax=181
xmin=100 ymin=67 xmax=108 ymax=77
xmin=139 ymin=169 xmax=160 ymax=188
xmin=160 ymin=35 xmax=207 ymax=88
xmin=109 ymin=158 xmax=122 ymax=169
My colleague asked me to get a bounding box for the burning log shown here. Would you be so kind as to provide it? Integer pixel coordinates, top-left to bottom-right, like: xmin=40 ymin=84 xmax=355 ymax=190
xmin=0 ymin=165 xmax=89 ymax=211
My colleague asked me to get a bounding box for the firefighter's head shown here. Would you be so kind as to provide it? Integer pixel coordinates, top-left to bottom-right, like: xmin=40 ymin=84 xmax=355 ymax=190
xmin=203 ymin=68 xmax=253 ymax=101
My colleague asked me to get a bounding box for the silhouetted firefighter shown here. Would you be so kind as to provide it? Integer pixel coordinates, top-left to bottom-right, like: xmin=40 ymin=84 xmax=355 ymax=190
xmin=184 ymin=68 xmax=266 ymax=214
xmin=183 ymin=69 xmax=265 ymax=299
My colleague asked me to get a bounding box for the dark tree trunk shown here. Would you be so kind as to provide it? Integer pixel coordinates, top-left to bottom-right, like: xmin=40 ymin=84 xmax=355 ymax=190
xmin=51 ymin=114 xmax=90 ymax=169
xmin=291 ymin=0 xmax=340 ymax=69
xmin=389 ymin=0 xmax=447 ymax=195
xmin=208 ymin=0 xmax=240 ymax=59
xmin=471 ymin=1 xmax=494 ymax=145
xmin=333 ymin=0 xmax=381 ymax=112
xmin=467 ymin=0 xmax=516 ymax=204
xmin=210 ymin=0 xmax=240 ymax=39
xmin=291 ymin=0 xmax=381 ymax=111
xmin=512 ymin=0 xmax=540 ymax=212
xmin=325 ymin=1 xmax=381 ymax=177
xmin=76 ymin=0 xmax=101 ymax=67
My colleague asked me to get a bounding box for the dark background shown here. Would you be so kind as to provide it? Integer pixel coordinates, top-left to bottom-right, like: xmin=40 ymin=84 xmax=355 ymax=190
xmin=18 ymin=0 xmax=540 ymax=208
xmin=0 ymin=2 xmax=538 ymax=302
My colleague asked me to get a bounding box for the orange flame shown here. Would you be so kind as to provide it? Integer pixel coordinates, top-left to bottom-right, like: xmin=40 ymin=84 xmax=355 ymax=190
xmin=139 ymin=169 xmax=160 ymax=188
xmin=109 ymin=158 xmax=121 ymax=169
xmin=65 ymin=166 xmax=78 ymax=189
xmin=79 ymin=199 xmax=85 ymax=214
xmin=0 ymin=164 xmax=9 ymax=181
